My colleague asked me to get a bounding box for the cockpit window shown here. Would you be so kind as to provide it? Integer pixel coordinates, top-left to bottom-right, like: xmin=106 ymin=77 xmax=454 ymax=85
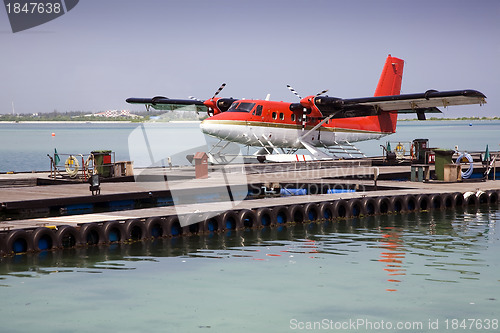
xmin=227 ymin=102 xmax=256 ymax=112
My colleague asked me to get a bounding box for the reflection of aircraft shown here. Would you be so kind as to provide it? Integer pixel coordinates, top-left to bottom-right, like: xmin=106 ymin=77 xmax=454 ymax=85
xmin=127 ymin=55 xmax=486 ymax=161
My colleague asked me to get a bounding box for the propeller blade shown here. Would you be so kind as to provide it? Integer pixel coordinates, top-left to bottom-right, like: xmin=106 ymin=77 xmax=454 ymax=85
xmin=301 ymin=107 xmax=307 ymax=131
xmin=287 ymin=84 xmax=302 ymax=100
xmin=212 ymin=83 xmax=226 ymax=99
xmin=316 ymin=89 xmax=329 ymax=96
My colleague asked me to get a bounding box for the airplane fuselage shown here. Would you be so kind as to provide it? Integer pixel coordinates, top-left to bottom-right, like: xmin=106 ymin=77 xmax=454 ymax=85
xmin=200 ymin=99 xmax=398 ymax=149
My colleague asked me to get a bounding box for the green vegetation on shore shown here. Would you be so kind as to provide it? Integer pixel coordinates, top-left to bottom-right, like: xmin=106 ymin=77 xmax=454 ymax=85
xmin=0 ymin=110 xmax=202 ymax=122
xmin=399 ymin=116 xmax=500 ymax=121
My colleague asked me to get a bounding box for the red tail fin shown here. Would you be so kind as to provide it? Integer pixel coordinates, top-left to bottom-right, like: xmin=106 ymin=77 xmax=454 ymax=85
xmin=374 ymin=55 xmax=404 ymax=96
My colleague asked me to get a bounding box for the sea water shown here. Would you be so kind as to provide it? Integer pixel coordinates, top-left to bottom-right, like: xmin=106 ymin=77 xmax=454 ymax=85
xmin=0 ymin=120 xmax=499 ymax=172
xmin=0 ymin=208 xmax=499 ymax=332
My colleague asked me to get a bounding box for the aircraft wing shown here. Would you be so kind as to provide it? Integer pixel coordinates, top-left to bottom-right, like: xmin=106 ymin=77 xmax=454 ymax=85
xmin=314 ymin=89 xmax=486 ymax=119
xmin=126 ymin=97 xmax=205 ymax=111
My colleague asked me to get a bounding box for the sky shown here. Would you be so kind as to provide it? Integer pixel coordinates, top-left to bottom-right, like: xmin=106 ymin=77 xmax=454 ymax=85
xmin=1 ymin=0 xmax=499 ymax=117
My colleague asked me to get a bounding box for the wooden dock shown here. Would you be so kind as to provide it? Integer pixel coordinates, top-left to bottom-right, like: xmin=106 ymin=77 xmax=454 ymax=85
xmin=1 ymin=160 xmax=499 ymax=256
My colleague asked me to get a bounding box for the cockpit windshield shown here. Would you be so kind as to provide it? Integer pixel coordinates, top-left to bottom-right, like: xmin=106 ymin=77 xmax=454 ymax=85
xmin=227 ymin=102 xmax=256 ymax=112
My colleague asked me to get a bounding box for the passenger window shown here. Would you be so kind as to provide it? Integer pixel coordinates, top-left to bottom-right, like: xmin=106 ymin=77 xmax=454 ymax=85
xmin=279 ymin=113 xmax=284 ymax=120
xmin=291 ymin=114 xmax=296 ymax=122
xmin=272 ymin=112 xmax=277 ymax=120
xmin=256 ymin=105 xmax=263 ymax=116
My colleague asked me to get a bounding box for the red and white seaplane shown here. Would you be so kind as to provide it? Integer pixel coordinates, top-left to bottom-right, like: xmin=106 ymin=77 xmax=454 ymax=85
xmin=127 ymin=55 xmax=486 ymax=162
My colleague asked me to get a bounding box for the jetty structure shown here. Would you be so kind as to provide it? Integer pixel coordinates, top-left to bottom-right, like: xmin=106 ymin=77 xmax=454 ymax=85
xmin=0 ymin=148 xmax=499 ymax=257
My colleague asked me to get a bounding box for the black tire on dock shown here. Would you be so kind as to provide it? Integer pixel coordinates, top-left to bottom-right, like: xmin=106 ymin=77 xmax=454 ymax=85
xmin=361 ymin=197 xmax=376 ymax=216
xmin=220 ymin=211 xmax=241 ymax=231
xmin=416 ymin=194 xmax=431 ymax=211
xmin=451 ymin=192 xmax=464 ymax=207
xmin=4 ymin=229 xmax=33 ymax=254
xmin=123 ymin=219 xmax=147 ymax=241
xmin=32 ymin=227 xmax=57 ymax=252
xmin=79 ymin=223 xmax=106 ymax=246
xmin=347 ymin=199 xmax=362 ymax=217
xmin=375 ymin=196 xmax=391 ymax=214
xmin=442 ymin=193 xmax=455 ymax=209
xmin=144 ymin=217 xmax=166 ymax=238
xmin=429 ymin=194 xmax=444 ymax=210
xmin=255 ymin=208 xmax=273 ymax=227
xmin=271 ymin=206 xmax=292 ymax=225
xmin=332 ymin=199 xmax=349 ymax=218
xmin=56 ymin=225 xmax=82 ymax=248
xmin=402 ymin=195 xmax=417 ymax=212
xmin=318 ymin=202 xmax=334 ymax=220
xmin=476 ymin=191 xmax=489 ymax=205
xmin=487 ymin=190 xmax=499 ymax=206
xmin=102 ymin=221 xmax=126 ymax=243
xmin=202 ymin=215 xmax=223 ymax=233
xmin=165 ymin=216 xmax=183 ymax=237
xmin=463 ymin=192 xmax=479 ymax=207
xmin=303 ymin=203 xmax=321 ymax=222
xmin=289 ymin=204 xmax=306 ymax=223
xmin=183 ymin=214 xmax=202 ymax=235
xmin=389 ymin=196 xmax=404 ymax=214
xmin=238 ymin=209 xmax=258 ymax=229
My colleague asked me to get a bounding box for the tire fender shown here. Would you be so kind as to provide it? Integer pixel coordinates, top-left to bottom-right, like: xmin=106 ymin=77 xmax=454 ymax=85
xmin=79 ymin=223 xmax=106 ymax=245
xmin=102 ymin=221 xmax=126 ymax=243
xmin=463 ymin=191 xmax=478 ymax=207
xmin=202 ymin=215 xmax=224 ymax=233
xmin=255 ymin=208 xmax=273 ymax=227
xmin=4 ymin=229 xmax=33 ymax=254
xmin=289 ymin=205 xmax=306 ymax=223
xmin=361 ymin=197 xmax=377 ymax=216
xmin=144 ymin=217 xmax=166 ymax=238
xmin=403 ymin=195 xmax=417 ymax=212
xmin=238 ymin=209 xmax=258 ymax=229
xmin=429 ymin=194 xmax=444 ymax=210
xmin=220 ymin=211 xmax=241 ymax=231
xmin=389 ymin=196 xmax=404 ymax=214
xmin=165 ymin=216 xmax=184 ymax=237
xmin=271 ymin=206 xmax=292 ymax=225
xmin=123 ymin=219 xmax=147 ymax=241
xmin=303 ymin=203 xmax=320 ymax=221
xmin=347 ymin=199 xmax=362 ymax=217
xmin=56 ymin=225 xmax=82 ymax=248
xmin=486 ymin=190 xmax=499 ymax=205
xmin=318 ymin=202 xmax=334 ymax=220
xmin=332 ymin=199 xmax=349 ymax=218
xmin=375 ymin=197 xmax=391 ymax=214
xmin=32 ymin=227 xmax=58 ymax=251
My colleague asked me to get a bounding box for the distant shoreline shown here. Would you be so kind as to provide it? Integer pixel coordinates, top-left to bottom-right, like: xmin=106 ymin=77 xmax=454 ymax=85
xmin=0 ymin=118 xmax=498 ymax=124
xmin=0 ymin=120 xmax=203 ymax=124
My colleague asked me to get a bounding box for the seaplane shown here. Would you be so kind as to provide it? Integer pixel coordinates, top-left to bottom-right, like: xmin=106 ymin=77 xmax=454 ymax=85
xmin=126 ymin=55 xmax=486 ymax=163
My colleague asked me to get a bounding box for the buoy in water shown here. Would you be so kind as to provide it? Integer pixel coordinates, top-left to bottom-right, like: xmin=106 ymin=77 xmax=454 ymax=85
xmin=51 ymin=132 xmax=55 ymax=136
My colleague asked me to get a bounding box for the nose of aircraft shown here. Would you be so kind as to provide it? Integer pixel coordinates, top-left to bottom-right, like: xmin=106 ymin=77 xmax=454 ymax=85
xmin=200 ymin=119 xmax=218 ymax=137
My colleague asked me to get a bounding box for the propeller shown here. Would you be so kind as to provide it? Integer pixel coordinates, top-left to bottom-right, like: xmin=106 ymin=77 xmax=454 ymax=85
xmin=212 ymin=83 xmax=226 ymax=99
xmin=287 ymin=85 xmax=328 ymax=131
xmin=316 ymin=89 xmax=329 ymax=96
xmin=286 ymin=84 xmax=302 ymax=99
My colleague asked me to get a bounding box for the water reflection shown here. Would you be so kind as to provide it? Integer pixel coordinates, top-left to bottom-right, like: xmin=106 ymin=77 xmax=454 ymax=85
xmin=0 ymin=207 xmax=497 ymax=290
